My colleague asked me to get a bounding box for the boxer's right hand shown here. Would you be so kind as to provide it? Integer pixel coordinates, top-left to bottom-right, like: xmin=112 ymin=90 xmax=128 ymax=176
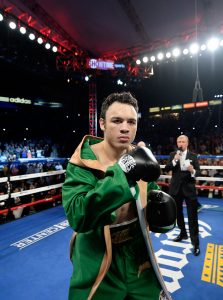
xmin=118 ymin=146 xmax=161 ymax=183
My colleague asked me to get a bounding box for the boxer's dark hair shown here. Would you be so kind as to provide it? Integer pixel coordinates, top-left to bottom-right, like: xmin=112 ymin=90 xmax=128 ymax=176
xmin=100 ymin=92 xmax=138 ymax=119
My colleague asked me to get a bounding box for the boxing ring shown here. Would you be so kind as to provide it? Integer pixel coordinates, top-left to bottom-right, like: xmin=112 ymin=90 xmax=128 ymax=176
xmin=1 ymin=155 xmax=223 ymax=219
xmin=0 ymin=155 xmax=223 ymax=300
xmin=0 ymin=158 xmax=67 ymax=222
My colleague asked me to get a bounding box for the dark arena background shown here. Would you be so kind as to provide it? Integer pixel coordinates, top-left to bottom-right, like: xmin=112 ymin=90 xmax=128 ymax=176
xmin=0 ymin=1 xmax=223 ymax=300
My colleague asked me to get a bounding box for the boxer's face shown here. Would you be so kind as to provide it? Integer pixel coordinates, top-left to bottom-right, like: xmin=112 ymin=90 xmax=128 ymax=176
xmin=99 ymin=101 xmax=137 ymax=150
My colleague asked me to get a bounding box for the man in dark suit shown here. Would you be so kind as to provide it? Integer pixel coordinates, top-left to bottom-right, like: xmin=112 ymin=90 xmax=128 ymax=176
xmin=165 ymin=135 xmax=200 ymax=256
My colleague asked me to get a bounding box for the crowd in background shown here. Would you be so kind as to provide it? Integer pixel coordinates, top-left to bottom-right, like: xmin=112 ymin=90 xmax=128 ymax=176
xmin=1 ymin=107 xmax=223 ymax=224
xmin=150 ymin=133 xmax=223 ymax=156
xmin=0 ymin=159 xmax=67 ymax=224
xmin=0 ymin=138 xmax=61 ymax=161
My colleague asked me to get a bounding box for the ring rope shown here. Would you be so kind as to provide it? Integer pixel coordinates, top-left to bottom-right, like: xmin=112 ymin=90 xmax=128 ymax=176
xmin=1 ymin=160 xmax=223 ymax=217
xmin=160 ymin=175 xmax=223 ymax=182
xmin=0 ymin=194 xmax=61 ymax=215
xmin=0 ymin=183 xmax=62 ymax=202
xmin=160 ymin=165 xmax=223 ymax=170
xmin=9 ymin=170 xmax=65 ymax=181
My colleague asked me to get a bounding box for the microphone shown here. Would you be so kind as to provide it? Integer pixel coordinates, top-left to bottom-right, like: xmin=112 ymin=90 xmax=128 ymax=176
xmin=177 ymin=147 xmax=183 ymax=155
xmin=174 ymin=147 xmax=183 ymax=163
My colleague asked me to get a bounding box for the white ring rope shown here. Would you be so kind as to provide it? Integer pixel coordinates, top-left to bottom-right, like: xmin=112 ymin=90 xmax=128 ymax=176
xmin=1 ymin=164 xmax=223 ymax=203
xmin=159 ymin=175 xmax=223 ymax=182
xmin=0 ymin=170 xmax=64 ymax=202
xmin=160 ymin=165 xmax=223 ymax=170
xmin=9 ymin=170 xmax=65 ymax=181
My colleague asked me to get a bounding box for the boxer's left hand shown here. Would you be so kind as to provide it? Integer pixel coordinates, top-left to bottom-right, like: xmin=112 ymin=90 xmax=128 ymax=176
xmin=146 ymin=190 xmax=176 ymax=233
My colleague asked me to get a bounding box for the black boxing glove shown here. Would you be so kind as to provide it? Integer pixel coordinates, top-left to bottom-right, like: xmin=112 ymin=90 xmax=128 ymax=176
xmin=146 ymin=190 xmax=176 ymax=233
xmin=118 ymin=146 xmax=161 ymax=183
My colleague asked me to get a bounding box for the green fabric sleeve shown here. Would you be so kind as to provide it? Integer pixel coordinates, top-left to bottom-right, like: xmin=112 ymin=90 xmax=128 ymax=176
xmin=62 ymin=162 xmax=136 ymax=232
xmin=147 ymin=181 xmax=160 ymax=192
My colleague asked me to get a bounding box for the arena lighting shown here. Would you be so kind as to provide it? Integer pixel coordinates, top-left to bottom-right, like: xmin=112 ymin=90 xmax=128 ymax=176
xmin=45 ymin=42 xmax=51 ymax=50
xmin=149 ymin=107 xmax=160 ymax=113
xmin=0 ymin=11 xmax=62 ymax=55
xmin=52 ymin=46 xmax=58 ymax=53
xmin=142 ymin=56 xmax=148 ymax=63
xmin=183 ymin=103 xmax=195 ymax=109
xmin=29 ymin=33 xmax=35 ymax=40
xmin=200 ymin=44 xmax=206 ymax=51
xmin=160 ymin=106 xmax=171 ymax=111
xmin=37 ymin=37 xmax=43 ymax=44
xmin=19 ymin=26 xmax=26 ymax=34
xmin=135 ymin=34 xmax=223 ymax=67
xmin=207 ymin=37 xmax=219 ymax=51
xmin=209 ymin=100 xmax=222 ymax=105
xmin=9 ymin=20 xmax=16 ymax=30
xmin=183 ymin=48 xmax=189 ymax=55
xmin=172 ymin=48 xmax=180 ymax=57
xmin=195 ymin=101 xmax=208 ymax=107
xmin=157 ymin=52 xmax=164 ymax=60
xmin=189 ymin=43 xmax=199 ymax=54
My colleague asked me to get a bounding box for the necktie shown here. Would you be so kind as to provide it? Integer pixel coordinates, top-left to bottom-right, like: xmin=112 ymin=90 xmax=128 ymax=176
xmin=180 ymin=152 xmax=185 ymax=170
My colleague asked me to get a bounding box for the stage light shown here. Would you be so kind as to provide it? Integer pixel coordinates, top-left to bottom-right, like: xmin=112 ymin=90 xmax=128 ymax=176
xmin=19 ymin=26 xmax=26 ymax=34
xmin=52 ymin=46 xmax=58 ymax=52
xmin=207 ymin=38 xmax=219 ymax=51
xmin=172 ymin=48 xmax=180 ymax=57
xmin=142 ymin=56 xmax=148 ymax=63
xmin=37 ymin=37 xmax=43 ymax=44
xmin=45 ymin=42 xmax=51 ymax=49
xmin=166 ymin=52 xmax=171 ymax=58
xmin=183 ymin=48 xmax=189 ymax=55
xmin=9 ymin=21 xmax=16 ymax=30
xmin=189 ymin=43 xmax=199 ymax=54
xmin=150 ymin=56 xmax=155 ymax=62
xmin=136 ymin=59 xmax=141 ymax=65
xmin=157 ymin=52 xmax=164 ymax=60
xmin=29 ymin=33 xmax=35 ymax=40
xmin=85 ymin=75 xmax=89 ymax=82
xmin=0 ymin=13 xmax=3 ymax=21
xmin=200 ymin=44 xmax=206 ymax=51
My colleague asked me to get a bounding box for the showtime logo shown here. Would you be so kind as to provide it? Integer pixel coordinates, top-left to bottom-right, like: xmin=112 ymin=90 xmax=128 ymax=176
xmin=87 ymin=58 xmax=114 ymax=70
